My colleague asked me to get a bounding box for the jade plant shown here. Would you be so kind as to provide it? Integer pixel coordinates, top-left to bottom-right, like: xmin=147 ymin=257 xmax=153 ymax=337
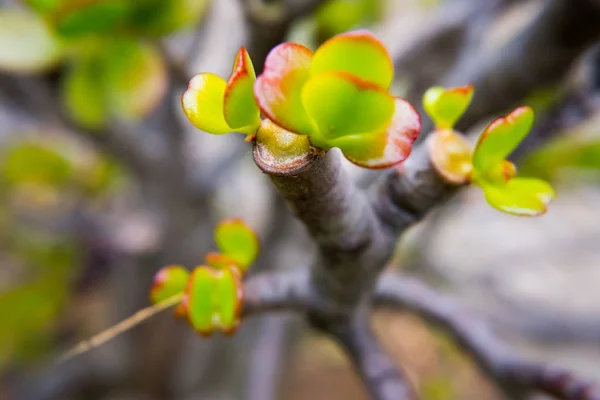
xmin=424 ymin=85 xmax=555 ymax=216
xmin=182 ymin=30 xmax=421 ymax=169
xmin=56 ymin=25 xmax=599 ymax=400
xmin=150 ymin=218 xmax=259 ymax=336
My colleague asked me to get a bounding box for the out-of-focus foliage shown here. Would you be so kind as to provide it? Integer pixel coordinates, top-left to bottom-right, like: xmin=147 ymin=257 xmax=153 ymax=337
xmin=315 ymin=0 xmax=383 ymax=42
xmin=0 ymin=137 xmax=122 ymax=371
xmin=149 ymin=219 xmax=258 ymax=336
xmin=0 ymin=0 xmax=211 ymax=129
xmin=521 ymin=128 xmax=600 ymax=182
xmin=0 ymin=9 xmax=62 ymax=73
xmin=0 ymin=228 xmax=77 ymax=371
xmin=62 ymin=39 xmax=167 ymax=128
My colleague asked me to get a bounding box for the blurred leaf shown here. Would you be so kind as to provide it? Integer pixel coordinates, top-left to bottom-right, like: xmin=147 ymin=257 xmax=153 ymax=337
xmin=0 ymin=10 xmax=62 ymax=73
xmin=205 ymin=252 xmax=240 ymax=270
xmin=1 ymin=142 xmax=72 ymax=187
xmin=62 ymin=58 xmax=108 ymax=129
xmin=183 ymin=266 xmax=242 ymax=336
xmin=482 ymin=177 xmax=554 ymax=216
xmin=420 ymin=375 xmax=455 ymax=400
xmin=25 ymin=0 xmax=62 ymax=14
xmin=428 ymin=129 xmax=472 ymax=184
xmin=214 ymin=218 xmax=259 ymax=271
xmin=423 ymin=85 xmax=474 ymax=130
xmin=150 ymin=265 xmax=189 ymax=304
xmin=103 ymin=40 xmax=167 ymax=120
xmin=54 ymin=0 xmax=132 ymax=38
xmin=130 ymin=0 xmax=211 ymax=36
xmin=521 ymin=134 xmax=600 ymax=181
xmin=315 ymin=0 xmax=382 ymax=40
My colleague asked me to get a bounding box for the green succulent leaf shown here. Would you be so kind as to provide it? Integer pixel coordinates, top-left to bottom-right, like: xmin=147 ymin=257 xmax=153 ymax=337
xmin=481 ymin=177 xmax=555 ymax=217
xmin=423 ymin=85 xmax=474 ymax=130
xmin=214 ymin=218 xmax=259 ymax=271
xmin=205 ymin=253 xmax=241 ymax=270
xmin=301 ymin=71 xmax=394 ymax=142
xmin=103 ymin=40 xmax=167 ymax=120
xmin=150 ymin=265 xmax=189 ymax=304
xmin=223 ymin=47 xmax=260 ymax=131
xmin=61 ymin=58 xmax=108 ymax=130
xmin=183 ymin=266 xmax=241 ymax=336
xmin=310 ymin=29 xmax=393 ymax=88
xmin=0 ymin=10 xmax=62 ymax=74
xmin=473 ymin=106 xmax=534 ymax=175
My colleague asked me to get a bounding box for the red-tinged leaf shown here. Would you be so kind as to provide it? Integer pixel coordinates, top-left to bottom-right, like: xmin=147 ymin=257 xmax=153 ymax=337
xmin=223 ymin=47 xmax=260 ymax=132
xmin=428 ymin=129 xmax=473 ymax=184
xmin=174 ymin=303 xmax=186 ymax=318
xmin=473 ymin=106 xmax=534 ymax=174
xmin=311 ymin=29 xmax=393 ymax=88
xmin=150 ymin=265 xmax=189 ymax=304
xmin=331 ymin=97 xmax=420 ymax=169
xmin=215 ymin=218 xmax=259 ymax=271
xmin=254 ymin=43 xmax=315 ymax=135
xmin=182 ymin=73 xmax=231 ymax=134
xmin=423 ymin=85 xmax=474 ymax=129
xmin=482 ymin=177 xmax=555 ymax=217
xmin=300 ymin=71 xmax=394 ymax=143
xmin=205 ymin=252 xmax=241 ymax=270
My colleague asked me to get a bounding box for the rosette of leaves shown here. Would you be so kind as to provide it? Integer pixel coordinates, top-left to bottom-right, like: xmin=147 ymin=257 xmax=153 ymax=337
xmin=424 ymin=86 xmax=555 ymax=216
xmin=150 ymin=219 xmax=259 ymax=336
xmin=182 ymin=30 xmax=422 ymax=169
xmin=0 ymin=0 xmax=211 ymax=129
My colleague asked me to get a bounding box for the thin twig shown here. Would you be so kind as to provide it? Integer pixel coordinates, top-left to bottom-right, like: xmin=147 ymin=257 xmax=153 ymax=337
xmin=58 ymin=293 xmax=183 ymax=364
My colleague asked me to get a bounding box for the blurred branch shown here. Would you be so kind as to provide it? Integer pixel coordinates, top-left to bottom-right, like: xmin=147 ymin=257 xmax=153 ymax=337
xmin=374 ymin=272 xmax=600 ymax=400
xmin=393 ymin=0 xmax=513 ymax=103
xmin=242 ymin=268 xmax=321 ymax=315
xmin=240 ymin=0 xmax=328 ymax=71
xmin=426 ymin=0 xmax=600 ymax=135
xmin=369 ymin=142 xmax=459 ymax=237
xmin=333 ymin=311 xmax=416 ymax=400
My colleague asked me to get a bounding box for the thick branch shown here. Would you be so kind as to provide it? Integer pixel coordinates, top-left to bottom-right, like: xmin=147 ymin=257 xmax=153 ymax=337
xmin=240 ymin=0 xmax=328 ymax=72
xmin=369 ymin=142 xmax=460 ymax=238
xmin=332 ymin=311 xmax=416 ymax=400
xmin=254 ymin=149 xmax=392 ymax=312
xmin=374 ymin=272 xmax=600 ymax=400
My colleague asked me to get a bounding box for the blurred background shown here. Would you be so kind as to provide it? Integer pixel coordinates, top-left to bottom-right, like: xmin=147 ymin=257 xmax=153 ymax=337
xmin=1 ymin=0 xmax=600 ymax=399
